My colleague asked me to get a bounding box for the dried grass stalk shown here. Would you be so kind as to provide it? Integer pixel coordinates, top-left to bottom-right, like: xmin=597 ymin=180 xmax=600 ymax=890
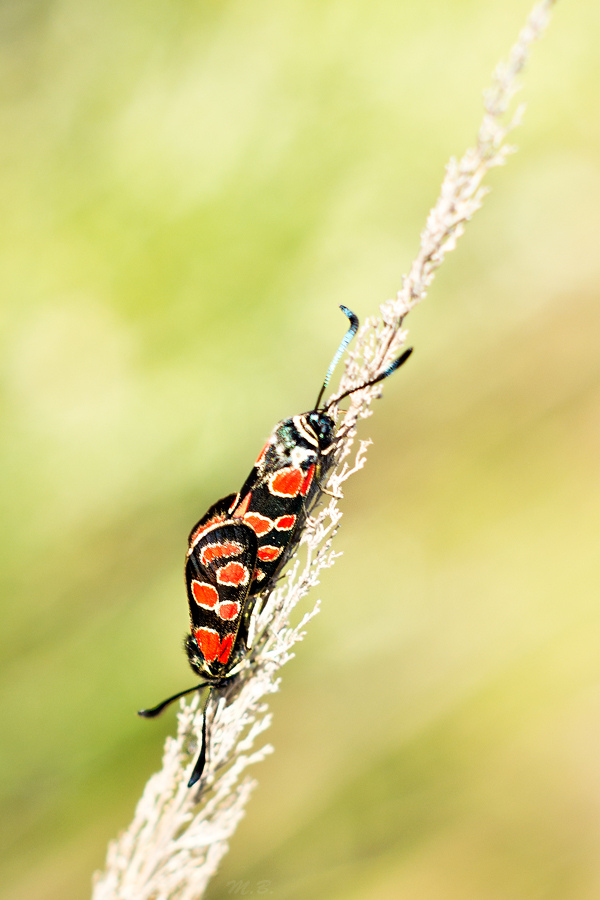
xmin=92 ymin=2 xmax=557 ymax=897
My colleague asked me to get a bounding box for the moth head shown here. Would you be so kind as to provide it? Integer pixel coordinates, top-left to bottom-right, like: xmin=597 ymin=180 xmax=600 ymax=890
xmin=303 ymin=411 xmax=336 ymax=452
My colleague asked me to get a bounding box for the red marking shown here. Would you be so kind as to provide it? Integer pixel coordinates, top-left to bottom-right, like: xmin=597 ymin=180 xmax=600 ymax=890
xmin=191 ymin=581 xmax=218 ymax=608
xmin=252 ymin=567 xmax=265 ymax=582
xmin=194 ymin=628 xmax=233 ymax=664
xmin=244 ymin=512 xmax=274 ymax=536
xmin=200 ymin=540 xmax=241 ymax=566
xmin=189 ymin=525 xmax=204 ymax=545
xmin=255 ymin=441 xmax=270 ymax=466
xmin=217 ymin=561 xmax=249 ymax=586
xmin=232 ymin=492 xmax=251 ymax=518
xmin=218 ymin=633 xmax=234 ymax=663
xmin=275 ymin=514 xmax=296 ymax=531
xmin=301 ymin=464 xmax=316 ymax=496
xmin=218 ymin=601 xmax=240 ymax=621
xmin=190 ymin=512 xmax=227 ymax=546
xmin=257 ymin=545 xmax=282 ymax=562
xmin=270 ymin=467 xmax=304 ymax=497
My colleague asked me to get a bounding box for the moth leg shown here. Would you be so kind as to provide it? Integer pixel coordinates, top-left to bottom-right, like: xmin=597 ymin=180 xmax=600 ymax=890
xmin=320 ymin=486 xmax=343 ymax=499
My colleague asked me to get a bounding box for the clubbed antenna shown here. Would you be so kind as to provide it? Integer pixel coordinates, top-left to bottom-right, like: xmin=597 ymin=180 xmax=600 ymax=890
xmin=313 ymin=305 xmax=359 ymax=411
xmin=327 ymin=347 xmax=413 ymax=408
xmin=138 ymin=682 xmax=208 ymax=718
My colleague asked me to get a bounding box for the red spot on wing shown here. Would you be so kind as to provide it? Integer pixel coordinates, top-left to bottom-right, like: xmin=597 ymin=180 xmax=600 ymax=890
xmin=190 ymin=512 xmax=227 ymax=547
xmin=275 ymin=514 xmax=296 ymax=531
xmin=301 ymin=464 xmax=316 ymax=496
xmin=244 ymin=513 xmax=274 ymax=536
xmin=218 ymin=633 xmax=234 ymax=663
xmin=194 ymin=627 xmax=219 ymax=662
xmin=218 ymin=601 xmax=240 ymax=621
xmin=189 ymin=525 xmax=205 ymax=545
xmin=194 ymin=628 xmax=234 ymax=664
xmin=232 ymin=492 xmax=251 ymax=518
xmin=216 ymin=561 xmax=249 ymax=586
xmin=270 ymin=467 xmax=304 ymax=497
xmin=200 ymin=540 xmax=242 ymax=566
xmin=257 ymin=545 xmax=282 ymax=562
xmin=191 ymin=581 xmax=219 ymax=608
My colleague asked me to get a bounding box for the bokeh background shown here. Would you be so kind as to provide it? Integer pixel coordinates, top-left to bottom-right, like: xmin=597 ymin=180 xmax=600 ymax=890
xmin=2 ymin=1 xmax=600 ymax=898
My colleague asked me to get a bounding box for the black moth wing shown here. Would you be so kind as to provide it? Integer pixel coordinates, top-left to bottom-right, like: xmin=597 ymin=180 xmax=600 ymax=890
xmin=185 ymin=519 xmax=258 ymax=680
xmin=230 ymin=416 xmax=340 ymax=596
xmin=240 ymin=473 xmax=316 ymax=595
xmin=254 ymin=444 xmax=338 ymax=590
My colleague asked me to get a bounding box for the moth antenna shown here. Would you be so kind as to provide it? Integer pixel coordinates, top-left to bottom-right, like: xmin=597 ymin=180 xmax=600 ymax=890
xmin=188 ymin=688 xmax=212 ymax=788
xmin=327 ymin=347 xmax=413 ymax=409
xmin=313 ymin=305 xmax=359 ymax=411
xmin=138 ymin=682 xmax=209 ymax=718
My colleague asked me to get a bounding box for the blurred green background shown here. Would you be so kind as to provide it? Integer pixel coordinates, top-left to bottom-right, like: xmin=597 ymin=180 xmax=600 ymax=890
xmin=1 ymin=0 xmax=600 ymax=898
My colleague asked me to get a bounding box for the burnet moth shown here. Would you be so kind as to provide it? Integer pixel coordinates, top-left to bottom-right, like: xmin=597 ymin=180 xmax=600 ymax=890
xmin=139 ymin=306 xmax=412 ymax=787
